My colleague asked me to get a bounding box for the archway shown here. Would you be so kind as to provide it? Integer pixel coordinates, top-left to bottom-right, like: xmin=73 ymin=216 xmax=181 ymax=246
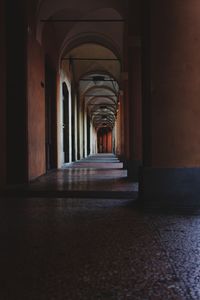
xmin=62 ymin=82 xmax=70 ymax=162
xmin=97 ymin=127 xmax=113 ymax=153
xmin=59 ymin=41 xmax=121 ymax=165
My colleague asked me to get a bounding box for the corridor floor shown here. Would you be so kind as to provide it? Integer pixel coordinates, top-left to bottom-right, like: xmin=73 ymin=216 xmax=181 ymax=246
xmin=1 ymin=197 xmax=200 ymax=299
xmin=2 ymin=154 xmax=137 ymax=198
xmin=1 ymin=154 xmax=200 ymax=299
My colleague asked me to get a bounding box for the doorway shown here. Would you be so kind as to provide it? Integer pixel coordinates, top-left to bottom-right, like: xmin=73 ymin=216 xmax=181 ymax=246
xmin=97 ymin=127 xmax=113 ymax=153
xmin=45 ymin=58 xmax=57 ymax=170
xmin=62 ymin=82 xmax=69 ymax=163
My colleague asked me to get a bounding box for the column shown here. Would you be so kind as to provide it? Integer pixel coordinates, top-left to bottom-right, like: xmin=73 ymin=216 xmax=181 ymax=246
xmin=74 ymin=93 xmax=78 ymax=161
xmin=127 ymin=36 xmax=143 ymax=180
xmin=0 ymin=0 xmax=6 ymax=187
xmin=84 ymin=108 xmax=87 ymax=157
xmin=140 ymin=0 xmax=200 ymax=205
xmin=6 ymin=0 xmax=28 ymax=183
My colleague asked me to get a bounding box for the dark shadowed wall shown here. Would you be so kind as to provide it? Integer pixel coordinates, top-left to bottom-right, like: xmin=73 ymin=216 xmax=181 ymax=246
xmin=0 ymin=0 xmax=6 ymax=187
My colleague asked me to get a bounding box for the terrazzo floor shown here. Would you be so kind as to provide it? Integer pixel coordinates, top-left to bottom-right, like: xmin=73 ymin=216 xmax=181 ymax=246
xmin=2 ymin=154 xmax=137 ymax=198
xmin=0 ymin=197 xmax=200 ymax=299
xmin=1 ymin=154 xmax=200 ymax=299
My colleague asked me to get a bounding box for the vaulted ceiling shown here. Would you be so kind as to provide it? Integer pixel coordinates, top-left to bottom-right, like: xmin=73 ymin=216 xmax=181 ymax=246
xmin=35 ymin=0 xmax=126 ymax=129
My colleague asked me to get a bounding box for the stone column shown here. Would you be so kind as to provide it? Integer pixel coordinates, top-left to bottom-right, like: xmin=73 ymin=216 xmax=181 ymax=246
xmin=119 ymin=18 xmax=130 ymax=166
xmin=140 ymin=0 xmax=200 ymax=205
xmin=6 ymin=0 xmax=28 ymax=184
xmin=0 ymin=0 xmax=6 ymax=187
xmin=127 ymin=36 xmax=143 ymax=180
xmin=121 ymin=75 xmax=130 ymax=164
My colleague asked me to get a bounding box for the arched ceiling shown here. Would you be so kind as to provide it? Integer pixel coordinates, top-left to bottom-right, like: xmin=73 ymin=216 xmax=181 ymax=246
xmin=36 ymin=0 xmax=124 ymax=130
xmin=59 ymin=8 xmax=124 ymax=58
xmin=62 ymin=42 xmax=120 ymax=129
xmin=36 ymin=0 xmax=125 ymax=58
xmin=80 ymin=72 xmax=120 ymax=129
xmin=62 ymin=43 xmax=121 ymax=82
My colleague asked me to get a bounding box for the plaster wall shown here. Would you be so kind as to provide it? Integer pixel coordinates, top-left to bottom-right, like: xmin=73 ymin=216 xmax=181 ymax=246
xmin=27 ymin=34 xmax=46 ymax=179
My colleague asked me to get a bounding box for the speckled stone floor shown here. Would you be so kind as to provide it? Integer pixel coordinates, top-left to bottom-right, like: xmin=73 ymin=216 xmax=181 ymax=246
xmin=2 ymin=154 xmax=137 ymax=198
xmin=1 ymin=154 xmax=200 ymax=299
xmin=1 ymin=197 xmax=200 ymax=300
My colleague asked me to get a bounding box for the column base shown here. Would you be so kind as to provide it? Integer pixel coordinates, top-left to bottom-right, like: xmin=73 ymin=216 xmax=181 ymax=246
xmin=139 ymin=167 xmax=200 ymax=207
xmin=127 ymin=160 xmax=142 ymax=181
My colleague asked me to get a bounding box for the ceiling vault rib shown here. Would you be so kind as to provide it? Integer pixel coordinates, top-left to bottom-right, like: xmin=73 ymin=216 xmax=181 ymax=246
xmin=80 ymin=79 xmax=118 ymax=82
xmin=90 ymin=107 xmax=116 ymax=115
xmin=89 ymin=103 xmax=116 ymax=110
xmin=85 ymin=95 xmax=117 ymax=97
xmin=88 ymin=104 xmax=116 ymax=106
xmin=41 ymin=19 xmax=125 ymax=23
xmin=62 ymin=58 xmax=120 ymax=61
